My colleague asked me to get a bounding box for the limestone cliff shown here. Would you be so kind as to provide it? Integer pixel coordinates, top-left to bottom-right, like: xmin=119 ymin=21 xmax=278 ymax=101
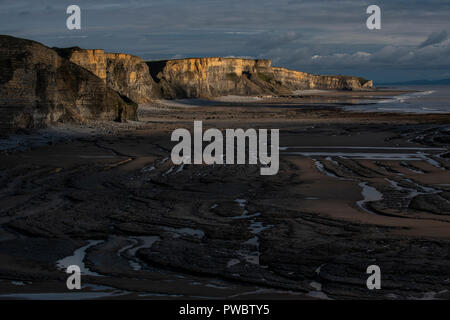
xmin=147 ymin=58 xmax=287 ymax=99
xmin=0 ymin=35 xmax=137 ymax=133
xmin=148 ymin=58 xmax=373 ymax=99
xmin=270 ymin=67 xmax=372 ymax=91
xmin=55 ymin=48 xmax=156 ymax=104
xmin=53 ymin=50 xmax=373 ymax=101
xmin=0 ymin=35 xmax=375 ymax=134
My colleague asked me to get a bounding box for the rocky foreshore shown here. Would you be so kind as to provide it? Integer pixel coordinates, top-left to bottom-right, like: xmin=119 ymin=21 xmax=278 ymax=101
xmin=2 ymin=35 xmax=449 ymax=301
xmin=0 ymin=98 xmax=449 ymax=300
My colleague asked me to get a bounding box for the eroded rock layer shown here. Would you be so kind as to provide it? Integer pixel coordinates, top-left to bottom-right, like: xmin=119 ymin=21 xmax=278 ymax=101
xmin=0 ymin=35 xmax=138 ymax=133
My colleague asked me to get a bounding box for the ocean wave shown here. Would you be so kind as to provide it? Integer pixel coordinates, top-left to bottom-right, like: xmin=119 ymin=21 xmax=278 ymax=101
xmin=378 ymin=90 xmax=435 ymax=104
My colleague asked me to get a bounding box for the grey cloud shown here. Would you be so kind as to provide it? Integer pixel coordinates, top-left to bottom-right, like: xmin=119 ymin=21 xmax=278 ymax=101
xmin=1 ymin=0 xmax=450 ymax=82
xmin=419 ymin=30 xmax=448 ymax=48
xmin=244 ymin=31 xmax=303 ymax=51
xmin=273 ymin=43 xmax=450 ymax=72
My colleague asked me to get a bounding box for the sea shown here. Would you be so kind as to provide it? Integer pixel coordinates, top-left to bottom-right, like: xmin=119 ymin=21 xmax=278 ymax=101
xmin=344 ymin=85 xmax=450 ymax=114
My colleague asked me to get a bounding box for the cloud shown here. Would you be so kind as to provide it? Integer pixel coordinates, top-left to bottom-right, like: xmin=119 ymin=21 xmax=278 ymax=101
xmin=271 ymin=43 xmax=450 ymax=73
xmin=244 ymin=31 xmax=303 ymax=51
xmin=419 ymin=30 xmax=448 ymax=48
xmin=2 ymin=0 xmax=450 ymax=81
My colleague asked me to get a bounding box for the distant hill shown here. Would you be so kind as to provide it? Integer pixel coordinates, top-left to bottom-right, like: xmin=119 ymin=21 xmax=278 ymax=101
xmin=381 ymin=78 xmax=450 ymax=86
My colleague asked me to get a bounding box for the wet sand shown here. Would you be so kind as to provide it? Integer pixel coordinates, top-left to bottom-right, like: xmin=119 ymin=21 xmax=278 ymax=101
xmin=0 ymin=90 xmax=450 ymax=300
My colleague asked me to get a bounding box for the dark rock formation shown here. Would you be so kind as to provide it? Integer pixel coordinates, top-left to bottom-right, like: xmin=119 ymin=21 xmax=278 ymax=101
xmin=147 ymin=58 xmax=374 ymax=99
xmin=55 ymin=48 xmax=156 ymax=104
xmin=0 ymin=35 xmax=138 ymax=134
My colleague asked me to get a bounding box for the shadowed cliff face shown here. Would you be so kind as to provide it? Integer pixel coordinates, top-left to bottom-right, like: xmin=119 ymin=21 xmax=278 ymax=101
xmin=0 ymin=35 xmax=138 ymax=134
xmin=55 ymin=48 xmax=156 ymax=104
xmin=147 ymin=58 xmax=374 ymax=99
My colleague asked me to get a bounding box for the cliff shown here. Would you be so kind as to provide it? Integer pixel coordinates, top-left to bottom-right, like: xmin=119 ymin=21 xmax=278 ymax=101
xmin=41 ymin=46 xmax=374 ymax=101
xmin=0 ymin=35 xmax=375 ymax=134
xmin=271 ymin=67 xmax=373 ymax=91
xmin=147 ymin=58 xmax=289 ymax=99
xmin=147 ymin=58 xmax=374 ymax=99
xmin=55 ymin=48 xmax=156 ymax=104
xmin=0 ymin=35 xmax=137 ymax=133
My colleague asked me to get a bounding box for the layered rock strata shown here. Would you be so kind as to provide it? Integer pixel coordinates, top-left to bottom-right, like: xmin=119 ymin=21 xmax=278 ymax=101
xmin=0 ymin=35 xmax=374 ymax=133
xmin=0 ymin=35 xmax=137 ymax=133
xmin=147 ymin=57 xmax=373 ymax=99
xmin=55 ymin=48 xmax=156 ymax=104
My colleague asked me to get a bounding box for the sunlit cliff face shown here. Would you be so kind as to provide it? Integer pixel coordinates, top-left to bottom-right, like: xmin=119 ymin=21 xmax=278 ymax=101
xmin=146 ymin=57 xmax=372 ymax=99
xmin=60 ymin=48 xmax=156 ymax=104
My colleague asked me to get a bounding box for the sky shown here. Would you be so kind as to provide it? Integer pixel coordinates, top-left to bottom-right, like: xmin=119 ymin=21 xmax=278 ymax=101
xmin=1 ymin=0 xmax=450 ymax=83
